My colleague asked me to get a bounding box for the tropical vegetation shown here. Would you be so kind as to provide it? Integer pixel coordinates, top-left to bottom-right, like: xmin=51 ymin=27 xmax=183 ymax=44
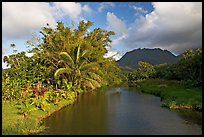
xmin=127 ymin=48 xmax=202 ymax=111
xmin=2 ymin=20 xmax=123 ymax=135
xmin=2 ymin=19 xmax=202 ymax=134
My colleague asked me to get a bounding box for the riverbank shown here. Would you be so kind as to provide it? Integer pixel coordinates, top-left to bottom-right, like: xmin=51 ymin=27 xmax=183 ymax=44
xmin=2 ymin=92 xmax=77 ymax=135
xmin=132 ymin=79 xmax=202 ymax=111
xmin=2 ymin=84 xmax=118 ymax=135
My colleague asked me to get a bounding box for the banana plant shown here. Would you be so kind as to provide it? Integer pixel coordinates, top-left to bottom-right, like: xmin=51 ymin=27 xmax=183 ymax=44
xmin=54 ymin=44 xmax=102 ymax=90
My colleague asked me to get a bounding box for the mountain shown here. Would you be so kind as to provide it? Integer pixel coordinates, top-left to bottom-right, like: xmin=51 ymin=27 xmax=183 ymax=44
xmin=117 ymin=48 xmax=181 ymax=70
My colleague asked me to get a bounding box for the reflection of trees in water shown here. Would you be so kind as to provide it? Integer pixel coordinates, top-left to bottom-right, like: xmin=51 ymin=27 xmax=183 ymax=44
xmin=43 ymin=88 xmax=202 ymax=135
xmin=44 ymin=90 xmax=109 ymax=134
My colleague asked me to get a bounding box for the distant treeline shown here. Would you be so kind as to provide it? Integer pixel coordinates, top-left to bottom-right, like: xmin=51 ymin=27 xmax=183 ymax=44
xmin=127 ymin=48 xmax=202 ymax=87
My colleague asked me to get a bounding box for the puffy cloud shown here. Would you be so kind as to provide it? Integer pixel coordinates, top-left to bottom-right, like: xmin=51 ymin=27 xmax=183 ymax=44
xmin=106 ymin=3 xmax=202 ymax=55
xmin=98 ymin=2 xmax=115 ymax=12
xmin=53 ymin=2 xmax=91 ymax=21
xmin=82 ymin=4 xmax=92 ymax=13
xmin=125 ymin=2 xmax=202 ymax=54
xmin=106 ymin=12 xmax=128 ymax=58
xmin=2 ymin=2 xmax=56 ymax=40
xmin=2 ymin=2 xmax=92 ymax=40
xmin=106 ymin=12 xmax=127 ymax=37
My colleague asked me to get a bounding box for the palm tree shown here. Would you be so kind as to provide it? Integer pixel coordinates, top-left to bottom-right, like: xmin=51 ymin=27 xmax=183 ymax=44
xmin=54 ymin=45 xmax=102 ymax=90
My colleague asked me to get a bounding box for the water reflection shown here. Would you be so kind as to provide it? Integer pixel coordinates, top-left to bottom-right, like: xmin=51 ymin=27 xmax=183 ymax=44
xmin=42 ymin=87 xmax=202 ymax=135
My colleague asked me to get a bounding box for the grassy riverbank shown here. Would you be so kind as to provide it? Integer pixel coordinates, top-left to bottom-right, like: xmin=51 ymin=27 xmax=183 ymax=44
xmin=133 ymin=79 xmax=202 ymax=111
xmin=2 ymin=92 xmax=77 ymax=135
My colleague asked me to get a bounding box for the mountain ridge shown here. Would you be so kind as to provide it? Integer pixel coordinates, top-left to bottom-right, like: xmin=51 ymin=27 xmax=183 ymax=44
xmin=117 ymin=48 xmax=181 ymax=70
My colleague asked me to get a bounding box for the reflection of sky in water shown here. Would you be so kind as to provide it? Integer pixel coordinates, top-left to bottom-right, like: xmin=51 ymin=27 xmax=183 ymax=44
xmin=42 ymin=87 xmax=202 ymax=135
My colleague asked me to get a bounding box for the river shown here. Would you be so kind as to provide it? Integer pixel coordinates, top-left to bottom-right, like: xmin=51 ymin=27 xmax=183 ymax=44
xmin=41 ymin=87 xmax=202 ymax=135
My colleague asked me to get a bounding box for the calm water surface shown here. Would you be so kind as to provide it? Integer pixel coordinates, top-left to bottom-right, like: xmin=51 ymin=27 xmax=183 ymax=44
xmin=41 ymin=87 xmax=202 ymax=135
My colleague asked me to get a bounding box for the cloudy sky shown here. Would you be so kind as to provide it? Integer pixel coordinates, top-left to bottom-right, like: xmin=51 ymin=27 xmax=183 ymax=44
xmin=2 ymin=2 xmax=202 ymax=68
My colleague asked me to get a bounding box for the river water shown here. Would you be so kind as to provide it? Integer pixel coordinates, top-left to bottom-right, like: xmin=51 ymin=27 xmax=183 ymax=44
xmin=41 ymin=87 xmax=202 ymax=135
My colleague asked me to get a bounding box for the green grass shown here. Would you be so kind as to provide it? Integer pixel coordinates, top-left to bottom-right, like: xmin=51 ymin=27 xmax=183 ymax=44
xmin=136 ymin=79 xmax=202 ymax=111
xmin=2 ymin=96 xmax=76 ymax=135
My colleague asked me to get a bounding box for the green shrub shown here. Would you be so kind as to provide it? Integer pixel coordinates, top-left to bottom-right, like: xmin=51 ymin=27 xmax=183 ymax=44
xmin=180 ymin=79 xmax=195 ymax=88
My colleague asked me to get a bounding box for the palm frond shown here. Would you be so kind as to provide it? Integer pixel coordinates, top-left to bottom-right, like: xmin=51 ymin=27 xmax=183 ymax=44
xmin=59 ymin=52 xmax=74 ymax=65
xmin=76 ymin=45 xmax=81 ymax=64
xmin=54 ymin=68 xmax=70 ymax=79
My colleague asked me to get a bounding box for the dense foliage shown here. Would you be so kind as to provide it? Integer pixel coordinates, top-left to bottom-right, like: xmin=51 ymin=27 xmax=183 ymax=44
xmin=128 ymin=48 xmax=202 ymax=88
xmin=2 ymin=20 xmax=201 ymax=134
xmin=175 ymin=48 xmax=202 ymax=87
xmin=126 ymin=49 xmax=202 ymax=112
xmin=128 ymin=61 xmax=155 ymax=85
xmin=2 ymin=20 xmax=123 ymax=115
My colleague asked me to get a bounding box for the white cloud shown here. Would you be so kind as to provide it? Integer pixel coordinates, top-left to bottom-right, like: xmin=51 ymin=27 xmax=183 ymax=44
xmin=125 ymin=2 xmax=202 ymax=54
xmin=104 ymin=50 xmax=122 ymax=61
xmin=53 ymin=2 xmax=91 ymax=21
xmin=106 ymin=12 xmax=128 ymax=57
xmin=112 ymin=35 xmax=127 ymax=45
xmin=2 ymin=2 xmax=92 ymax=41
xmin=25 ymin=52 xmax=34 ymax=57
xmin=98 ymin=2 xmax=115 ymax=12
xmin=2 ymin=2 xmax=56 ymax=40
xmin=106 ymin=12 xmax=127 ymax=37
xmin=130 ymin=5 xmax=148 ymax=16
xmin=105 ymin=2 xmax=202 ymax=56
xmin=82 ymin=4 xmax=92 ymax=13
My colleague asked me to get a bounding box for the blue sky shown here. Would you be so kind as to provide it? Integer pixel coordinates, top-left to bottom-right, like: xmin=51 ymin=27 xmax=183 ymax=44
xmin=2 ymin=2 xmax=202 ymax=68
